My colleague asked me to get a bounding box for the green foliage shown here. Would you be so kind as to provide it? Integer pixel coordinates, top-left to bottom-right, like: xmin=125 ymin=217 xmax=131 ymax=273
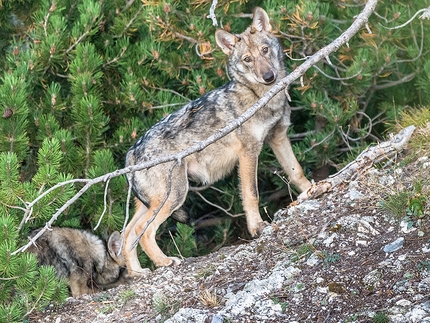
xmin=290 ymin=243 xmax=315 ymax=262
xmin=0 ymin=0 xmax=430 ymax=317
xmin=372 ymin=312 xmax=390 ymax=323
xmin=417 ymin=260 xmax=430 ymax=271
xmin=0 ymin=216 xmax=68 ymax=322
xmin=271 ymin=296 xmax=288 ymax=313
xmin=322 ymin=251 xmax=341 ymax=266
xmin=379 ymin=190 xmax=411 ymax=219
xmin=170 ymin=223 xmax=197 ymax=258
xmin=379 ymin=179 xmax=428 ymax=225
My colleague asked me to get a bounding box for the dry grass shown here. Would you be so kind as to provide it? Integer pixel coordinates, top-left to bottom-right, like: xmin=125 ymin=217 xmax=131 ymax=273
xmin=198 ymin=289 xmax=220 ymax=308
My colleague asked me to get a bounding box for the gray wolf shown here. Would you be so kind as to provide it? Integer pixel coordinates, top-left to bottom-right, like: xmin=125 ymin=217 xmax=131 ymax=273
xmin=28 ymin=227 xmax=130 ymax=296
xmin=124 ymin=7 xmax=312 ymax=275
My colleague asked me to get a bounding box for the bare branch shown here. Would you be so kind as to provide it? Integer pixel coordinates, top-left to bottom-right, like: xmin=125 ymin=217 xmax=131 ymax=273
xmin=207 ymin=0 xmax=219 ymax=26
xmin=194 ymin=190 xmax=244 ymax=218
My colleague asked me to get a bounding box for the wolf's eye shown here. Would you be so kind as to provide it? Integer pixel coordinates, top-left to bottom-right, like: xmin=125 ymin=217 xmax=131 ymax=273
xmin=243 ymin=56 xmax=251 ymax=63
xmin=262 ymin=46 xmax=269 ymax=53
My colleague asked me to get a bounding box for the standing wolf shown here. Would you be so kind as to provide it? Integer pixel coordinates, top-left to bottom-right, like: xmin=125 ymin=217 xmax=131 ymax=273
xmin=124 ymin=7 xmax=312 ymax=275
xmin=28 ymin=227 xmax=130 ymax=296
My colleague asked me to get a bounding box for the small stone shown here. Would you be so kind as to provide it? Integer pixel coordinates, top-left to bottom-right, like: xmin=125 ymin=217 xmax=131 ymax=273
xmin=316 ymin=286 xmax=328 ymax=294
xmin=356 ymin=240 xmax=368 ymax=246
xmin=396 ymin=299 xmax=412 ymax=307
xmin=323 ymin=233 xmax=337 ymax=247
xmin=398 ymin=254 xmax=407 ymax=261
xmin=349 ymin=186 xmax=364 ymax=200
xmin=407 ymin=307 xmax=428 ymax=322
xmin=306 ymin=253 xmax=321 ymax=267
xmin=362 ymin=269 xmax=382 ymax=288
xmin=418 ymin=156 xmax=429 ymax=163
xmin=211 ymin=314 xmax=224 ymax=323
xmin=383 ymin=237 xmax=404 ymax=253
xmin=400 ymin=220 xmax=416 ymax=233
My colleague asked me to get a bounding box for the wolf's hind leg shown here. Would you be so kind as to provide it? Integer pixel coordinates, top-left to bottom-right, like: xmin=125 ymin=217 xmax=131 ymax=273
xmin=134 ymin=198 xmax=183 ymax=267
xmin=123 ymin=200 xmax=151 ymax=276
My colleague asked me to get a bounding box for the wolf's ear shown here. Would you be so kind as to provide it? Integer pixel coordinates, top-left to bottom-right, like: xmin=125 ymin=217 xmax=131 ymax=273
xmin=251 ymin=7 xmax=272 ymax=32
xmin=215 ymin=29 xmax=239 ymax=55
xmin=107 ymin=231 xmax=122 ymax=259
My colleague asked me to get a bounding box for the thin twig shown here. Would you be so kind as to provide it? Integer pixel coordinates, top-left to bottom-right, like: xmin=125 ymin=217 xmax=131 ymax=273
xmin=380 ymin=7 xmax=429 ymax=30
xmin=194 ymin=191 xmax=244 ymax=218
xmin=168 ymin=230 xmax=184 ymax=260
xmin=149 ymin=86 xmax=191 ymax=102
xmin=114 ymin=5 xmax=143 ymax=39
xmin=94 ymin=177 xmax=112 ymax=231
xmin=312 ymin=65 xmax=363 ymax=81
xmin=120 ymin=184 xmax=133 ymax=253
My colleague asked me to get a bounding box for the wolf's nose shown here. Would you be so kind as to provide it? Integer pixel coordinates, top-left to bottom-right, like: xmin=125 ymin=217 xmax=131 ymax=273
xmin=263 ymin=71 xmax=275 ymax=83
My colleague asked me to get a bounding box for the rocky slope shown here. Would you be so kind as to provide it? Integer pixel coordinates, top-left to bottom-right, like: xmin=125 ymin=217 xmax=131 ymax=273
xmin=30 ymin=148 xmax=430 ymax=323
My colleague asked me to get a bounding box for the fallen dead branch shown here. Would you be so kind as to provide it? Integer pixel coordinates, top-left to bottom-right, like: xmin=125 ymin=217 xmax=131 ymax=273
xmin=297 ymin=125 xmax=416 ymax=203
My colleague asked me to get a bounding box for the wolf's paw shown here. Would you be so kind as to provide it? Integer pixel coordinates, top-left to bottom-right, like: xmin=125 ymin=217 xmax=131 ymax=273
xmin=155 ymin=256 xmax=182 ymax=267
xmin=129 ymin=267 xmax=151 ymax=277
xmin=249 ymin=221 xmax=270 ymax=237
xmin=167 ymin=256 xmax=182 ymax=266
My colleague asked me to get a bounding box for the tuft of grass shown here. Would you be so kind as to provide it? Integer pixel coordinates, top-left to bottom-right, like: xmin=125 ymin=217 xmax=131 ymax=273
xmin=389 ymin=107 xmax=430 ymax=157
xmin=198 ymin=289 xmax=220 ymax=308
xmin=153 ymin=293 xmax=179 ymax=320
xmin=120 ymin=288 xmax=136 ymax=303
xmin=379 ymin=179 xmax=428 ymax=226
xmin=197 ymin=265 xmax=216 ymax=278
xmin=378 ymin=190 xmax=411 ymax=219
xmin=390 ymin=106 xmax=430 ymax=132
xmin=290 ymin=243 xmax=315 ymax=262
xmin=372 ymin=312 xmax=390 ymax=323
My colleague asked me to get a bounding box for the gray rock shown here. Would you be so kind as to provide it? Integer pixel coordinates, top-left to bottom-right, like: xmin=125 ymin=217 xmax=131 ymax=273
xmin=383 ymin=237 xmax=405 ymax=253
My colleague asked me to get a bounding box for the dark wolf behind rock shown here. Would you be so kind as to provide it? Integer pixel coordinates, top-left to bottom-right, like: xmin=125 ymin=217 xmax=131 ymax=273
xmin=28 ymin=227 xmax=130 ymax=296
xmin=124 ymin=7 xmax=312 ymax=275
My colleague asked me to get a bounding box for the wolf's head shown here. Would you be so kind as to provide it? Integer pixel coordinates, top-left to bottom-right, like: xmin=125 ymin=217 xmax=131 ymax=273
xmin=215 ymin=7 xmax=285 ymax=88
xmin=93 ymin=230 xmax=130 ymax=289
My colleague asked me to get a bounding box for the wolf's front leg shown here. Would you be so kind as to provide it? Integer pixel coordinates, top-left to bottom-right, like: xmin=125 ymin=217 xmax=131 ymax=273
xmin=268 ymin=126 xmax=312 ymax=192
xmin=238 ymin=152 xmax=268 ymax=237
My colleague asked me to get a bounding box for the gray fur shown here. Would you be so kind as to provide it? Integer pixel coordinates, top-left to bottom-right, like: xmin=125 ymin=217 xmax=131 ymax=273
xmin=28 ymin=227 xmax=130 ymax=296
xmin=123 ymin=7 xmax=312 ymax=274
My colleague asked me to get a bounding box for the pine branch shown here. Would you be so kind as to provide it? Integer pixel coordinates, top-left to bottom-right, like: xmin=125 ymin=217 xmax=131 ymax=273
xmin=13 ymin=0 xmax=379 ymax=255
